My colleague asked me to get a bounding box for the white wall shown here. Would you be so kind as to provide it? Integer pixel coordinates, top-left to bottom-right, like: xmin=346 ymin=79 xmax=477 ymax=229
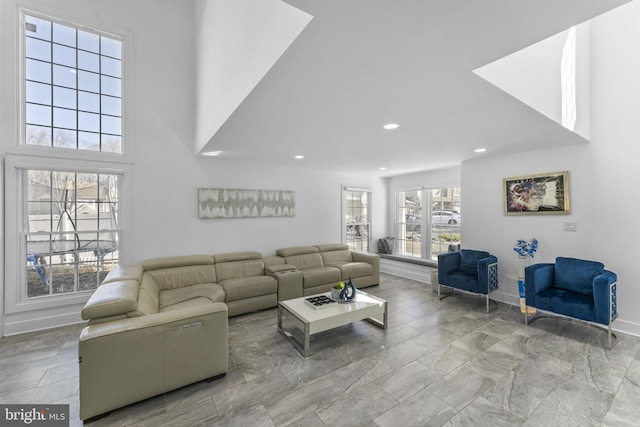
xmin=193 ymin=0 xmax=312 ymax=152
xmin=461 ymin=0 xmax=640 ymax=337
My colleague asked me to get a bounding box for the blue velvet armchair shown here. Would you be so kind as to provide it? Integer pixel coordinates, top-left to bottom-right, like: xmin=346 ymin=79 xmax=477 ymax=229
xmin=525 ymin=257 xmax=618 ymax=347
xmin=437 ymin=249 xmax=499 ymax=312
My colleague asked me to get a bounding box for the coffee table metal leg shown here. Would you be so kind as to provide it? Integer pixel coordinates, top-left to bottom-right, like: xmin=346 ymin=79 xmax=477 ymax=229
xmin=278 ymin=304 xmax=313 ymax=357
xmin=364 ymin=301 xmax=387 ymax=330
xmin=303 ymin=322 xmax=310 ymax=357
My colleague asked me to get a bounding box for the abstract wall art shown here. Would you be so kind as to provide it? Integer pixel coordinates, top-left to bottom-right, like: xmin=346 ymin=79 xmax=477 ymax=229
xmin=503 ymin=171 xmax=570 ymax=215
xmin=198 ymin=188 xmax=295 ymax=218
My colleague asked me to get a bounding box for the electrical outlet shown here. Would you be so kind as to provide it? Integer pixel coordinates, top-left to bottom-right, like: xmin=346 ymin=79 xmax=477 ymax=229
xmin=563 ymin=222 xmax=577 ymax=232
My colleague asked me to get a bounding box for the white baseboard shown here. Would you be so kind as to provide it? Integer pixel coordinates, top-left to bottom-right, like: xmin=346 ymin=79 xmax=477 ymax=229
xmin=3 ymin=311 xmax=84 ymax=337
xmin=380 ymin=258 xmax=433 ymax=283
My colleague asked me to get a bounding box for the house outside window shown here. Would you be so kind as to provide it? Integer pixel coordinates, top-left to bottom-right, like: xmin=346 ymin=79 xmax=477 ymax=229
xmin=395 ymin=187 xmax=461 ymax=260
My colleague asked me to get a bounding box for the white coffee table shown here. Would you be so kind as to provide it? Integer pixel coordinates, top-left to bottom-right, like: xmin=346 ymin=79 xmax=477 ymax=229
xmin=277 ymin=290 xmax=387 ymax=357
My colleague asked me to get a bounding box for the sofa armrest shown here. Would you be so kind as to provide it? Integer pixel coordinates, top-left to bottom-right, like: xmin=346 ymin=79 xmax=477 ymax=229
xmin=81 ymin=280 xmax=140 ymax=321
xmin=477 ymin=255 xmax=498 ymax=292
xmin=103 ymin=264 xmax=143 ymax=284
xmin=593 ymin=269 xmax=617 ymax=325
xmin=79 ymin=302 xmax=228 ymax=420
xmin=265 ymin=264 xmax=298 ymax=274
xmin=437 ymin=252 xmax=461 ymax=284
xmin=524 ymin=263 xmax=554 ymax=305
xmin=352 ymin=252 xmax=380 ymax=284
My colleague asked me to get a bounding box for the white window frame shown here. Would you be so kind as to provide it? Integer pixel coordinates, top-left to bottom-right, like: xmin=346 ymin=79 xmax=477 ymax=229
xmin=342 ymin=185 xmax=372 ymax=253
xmin=3 ymin=5 xmax=134 ymax=315
xmin=11 ymin=5 xmax=135 ymax=163
xmin=4 ymin=155 xmax=131 ymax=314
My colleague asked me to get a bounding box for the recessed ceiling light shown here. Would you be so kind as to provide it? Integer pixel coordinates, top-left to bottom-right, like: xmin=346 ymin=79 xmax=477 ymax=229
xmin=383 ymin=123 xmax=399 ymax=130
xmin=203 ymin=150 xmax=222 ymax=156
xmin=379 ymin=167 xmax=387 ymax=170
xmin=475 ymin=148 xmax=487 ymax=153
xmin=294 ymin=155 xmax=304 ymax=159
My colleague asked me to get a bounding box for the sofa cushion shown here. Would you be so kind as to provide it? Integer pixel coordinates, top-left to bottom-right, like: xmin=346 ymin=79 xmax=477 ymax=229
xmin=81 ymin=280 xmax=139 ymax=320
xmin=534 ymin=287 xmax=597 ymax=323
xmin=159 ymin=283 xmax=225 ymax=309
xmin=459 ymin=250 xmax=490 ymax=275
xmin=285 ymin=253 xmax=324 ymax=270
xmin=219 ymin=276 xmax=277 ymax=301
xmin=215 ymin=258 xmax=265 ymax=281
xmin=301 ymin=267 xmax=341 ymax=288
xmin=145 ymin=265 xmax=217 ymax=290
xmin=158 ymin=297 xmax=219 ymax=313
xmin=320 ymin=249 xmax=354 ymax=265
xmin=554 ymin=257 xmax=603 ymax=295
xmin=443 ymin=271 xmax=483 ymax=294
xmin=328 ymin=262 xmax=372 ymax=280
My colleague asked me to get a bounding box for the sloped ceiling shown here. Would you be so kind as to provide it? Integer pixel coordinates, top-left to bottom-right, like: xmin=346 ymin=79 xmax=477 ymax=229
xmin=199 ymin=0 xmax=630 ymax=177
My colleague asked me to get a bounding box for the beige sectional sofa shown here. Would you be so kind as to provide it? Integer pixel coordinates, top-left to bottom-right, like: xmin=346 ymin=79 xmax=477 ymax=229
xmin=78 ymin=245 xmax=378 ymax=420
xmin=273 ymin=243 xmax=379 ymax=296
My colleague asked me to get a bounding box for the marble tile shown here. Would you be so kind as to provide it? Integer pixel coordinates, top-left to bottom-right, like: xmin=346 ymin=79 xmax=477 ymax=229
xmin=330 ymin=354 xmax=395 ymax=394
xmin=542 ymin=377 xmax=614 ymax=426
xmin=450 ymin=330 xmax=501 ymax=354
xmin=373 ymin=387 xmax=457 ymax=427
xmin=444 ymin=396 xmax=524 ymax=426
xmin=602 ymin=377 xmax=640 ymax=425
xmin=265 ymin=376 xmax=342 ymax=425
xmin=375 ymin=361 xmax=441 ymax=402
xmin=316 ymin=383 xmax=397 ymax=426
xmin=38 ymin=361 xmax=79 ymax=386
xmin=212 ymin=404 xmax=274 ymax=427
xmin=482 ymin=370 xmax=551 ymax=419
xmin=417 ymin=344 xmax=474 ymax=375
xmin=422 ymin=366 xmax=495 ymax=410
xmin=464 ymin=345 xmax=523 ymax=381
xmin=524 ymin=403 xmax=584 ymax=427
xmin=373 ymin=339 xmax=429 ymax=369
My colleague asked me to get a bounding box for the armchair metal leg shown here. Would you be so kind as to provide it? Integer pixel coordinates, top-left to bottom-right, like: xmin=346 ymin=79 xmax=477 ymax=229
xmin=524 ymin=308 xmax=528 ymax=325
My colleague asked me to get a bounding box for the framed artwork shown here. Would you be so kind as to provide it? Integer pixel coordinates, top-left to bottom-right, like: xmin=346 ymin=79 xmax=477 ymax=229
xmin=198 ymin=188 xmax=295 ymax=218
xmin=503 ymin=171 xmax=570 ymax=215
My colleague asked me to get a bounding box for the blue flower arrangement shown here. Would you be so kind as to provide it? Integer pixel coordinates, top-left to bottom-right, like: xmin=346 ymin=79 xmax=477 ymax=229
xmin=514 ymin=238 xmax=538 ymax=259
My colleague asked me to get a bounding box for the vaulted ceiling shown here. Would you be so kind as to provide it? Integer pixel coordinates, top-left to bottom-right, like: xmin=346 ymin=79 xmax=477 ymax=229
xmin=201 ymin=0 xmax=630 ymax=176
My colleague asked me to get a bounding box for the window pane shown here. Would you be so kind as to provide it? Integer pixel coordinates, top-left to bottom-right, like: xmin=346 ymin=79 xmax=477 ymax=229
xmin=53 ymin=22 xmax=76 ymax=47
xmin=101 ymin=36 xmax=121 ymax=59
xmin=101 ymin=135 xmax=122 ymax=153
xmin=53 ymin=64 xmax=76 ymax=88
xmin=26 ymin=103 xmax=51 ymax=126
xmin=101 ymin=56 xmax=121 ymax=78
xmin=78 ymin=70 xmax=99 ymax=92
xmin=25 ymin=37 xmax=51 ymax=61
xmin=78 ymin=131 xmax=100 ymax=151
xmin=79 ymin=91 xmax=99 ymax=112
xmin=102 ymin=115 xmax=121 ymax=135
xmin=78 ymin=50 xmax=99 ymax=72
xmin=26 ymin=58 xmax=52 ymax=84
xmin=79 ymin=111 xmax=99 ymax=132
xmin=51 ymin=263 xmax=76 ymax=295
xmin=26 ymin=81 xmax=51 ymax=105
xmin=25 ymin=15 xmax=51 ymax=41
xmin=78 ymin=30 xmax=99 ymax=53
xmin=53 ymin=107 xmax=76 ymax=129
xmin=53 ymin=86 xmax=76 ymax=109
xmin=26 ymin=125 xmax=52 ymax=146
xmin=101 ymin=75 xmax=121 ymax=97
xmin=53 ymin=128 xmax=77 ymax=148
xmin=101 ymin=95 xmax=120 ymax=116
xmin=53 ymin=43 xmax=76 ymax=67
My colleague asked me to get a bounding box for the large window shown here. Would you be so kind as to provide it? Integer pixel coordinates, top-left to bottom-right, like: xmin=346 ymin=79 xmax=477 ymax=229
xmin=344 ymin=187 xmax=371 ymax=252
xmin=24 ymin=170 xmax=120 ymax=298
xmin=5 ymin=9 xmax=128 ymax=314
xmin=395 ymin=187 xmax=461 ymax=260
xmin=23 ymin=13 xmax=123 ymax=152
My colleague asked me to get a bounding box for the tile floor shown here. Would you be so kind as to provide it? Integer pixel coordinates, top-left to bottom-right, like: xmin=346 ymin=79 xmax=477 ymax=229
xmin=1 ymin=273 xmax=640 ymax=426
